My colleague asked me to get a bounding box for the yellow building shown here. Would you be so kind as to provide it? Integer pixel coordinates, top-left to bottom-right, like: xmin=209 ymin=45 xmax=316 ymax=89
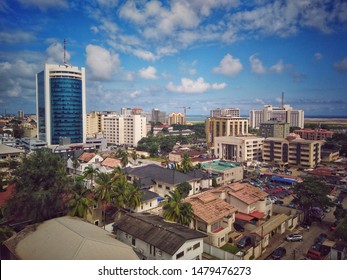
xmin=262 ymin=134 xmax=322 ymax=168
xmin=205 ymin=117 xmax=249 ymax=148
xmin=168 ymin=112 xmax=185 ymax=125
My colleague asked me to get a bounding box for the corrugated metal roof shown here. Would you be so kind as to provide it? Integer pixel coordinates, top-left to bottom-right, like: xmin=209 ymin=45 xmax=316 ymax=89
xmin=4 ymin=216 xmax=139 ymax=260
xmin=114 ymin=212 xmax=207 ymax=256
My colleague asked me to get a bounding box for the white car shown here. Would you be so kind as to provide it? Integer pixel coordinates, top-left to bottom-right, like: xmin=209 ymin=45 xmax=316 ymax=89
xmin=285 ymin=234 xmax=303 ymax=242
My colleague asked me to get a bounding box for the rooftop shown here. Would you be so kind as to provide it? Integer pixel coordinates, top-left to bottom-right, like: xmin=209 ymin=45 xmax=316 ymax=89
xmin=201 ymin=160 xmax=241 ymax=172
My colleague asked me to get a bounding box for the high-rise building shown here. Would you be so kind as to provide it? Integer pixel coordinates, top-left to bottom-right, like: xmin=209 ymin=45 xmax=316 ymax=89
xmin=205 ymin=116 xmax=249 ymax=148
xmin=151 ymin=108 xmax=166 ymax=124
xmin=249 ymin=104 xmax=304 ymax=129
xmin=36 ymin=64 xmax=86 ymax=146
xmin=104 ymin=115 xmax=147 ymax=147
xmin=168 ymin=112 xmax=185 ymax=125
xmin=210 ymin=108 xmax=240 ymax=118
xmin=18 ymin=110 xmax=24 ymax=119
xmin=260 ymin=119 xmax=290 ymax=138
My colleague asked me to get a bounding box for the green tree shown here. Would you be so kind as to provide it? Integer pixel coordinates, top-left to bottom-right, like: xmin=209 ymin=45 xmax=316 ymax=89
xmin=163 ymin=189 xmax=194 ymax=226
xmin=95 ymin=172 xmax=113 ymax=227
xmin=176 ymin=182 xmax=192 ymax=198
xmin=121 ymin=152 xmax=129 ymax=167
xmin=67 ymin=177 xmax=94 ymax=219
xmin=4 ymin=149 xmax=71 ymax=223
xmin=293 ymin=175 xmax=331 ymax=223
xmin=83 ymin=164 xmax=99 ymax=189
xmin=335 ymin=217 xmax=347 ymax=242
xmin=0 ymin=226 xmax=15 ymax=245
xmin=131 ymin=150 xmax=138 ymax=165
xmin=180 ymin=151 xmax=194 ymax=173
xmin=124 ymin=184 xmax=142 ymax=210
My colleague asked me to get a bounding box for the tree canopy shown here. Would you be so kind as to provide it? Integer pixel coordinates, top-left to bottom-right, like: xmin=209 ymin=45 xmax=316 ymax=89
xmin=4 ymin=149 xmax=71 ymax=223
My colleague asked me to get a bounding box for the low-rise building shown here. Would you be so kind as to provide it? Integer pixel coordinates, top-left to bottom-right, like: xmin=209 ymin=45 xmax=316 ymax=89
xmin=185 ymin=192 xmax=237 ymax=248
xmin=114 ymin=212 xmax=207 ymax=260
xmin=293 ymin=128 xmax=334 ymax=141
xmin=259 ymin=120 xmax=290 ymax=138
xmin=214 ymin=136 xmax=264 ymax=163
xmin=201 ymin=160 xmax=243 ymax=185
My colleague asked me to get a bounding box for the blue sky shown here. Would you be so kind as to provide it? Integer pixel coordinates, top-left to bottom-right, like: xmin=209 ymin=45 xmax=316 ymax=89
xmin=1 ymin=0 xmax=347 ymax=116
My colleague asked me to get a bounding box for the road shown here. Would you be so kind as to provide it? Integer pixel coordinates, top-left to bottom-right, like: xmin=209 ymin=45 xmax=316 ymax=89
xmin=281 ymin=207 xmax=336 ymax=260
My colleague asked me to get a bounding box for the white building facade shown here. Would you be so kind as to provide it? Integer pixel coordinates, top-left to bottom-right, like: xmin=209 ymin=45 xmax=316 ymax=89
xmin=249 ymin=104 xmax=304 ymax=129
xmin=104 ymin=114 xmax=147 ymax=146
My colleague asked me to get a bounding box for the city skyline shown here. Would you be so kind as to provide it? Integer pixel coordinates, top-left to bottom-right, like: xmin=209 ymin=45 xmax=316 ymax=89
xmin=1 ymin=1 xmax=347 ymax=116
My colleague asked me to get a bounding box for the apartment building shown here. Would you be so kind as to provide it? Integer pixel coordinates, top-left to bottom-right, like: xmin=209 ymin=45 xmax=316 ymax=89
xmin=249 ymin=104 xmax=304 ymax=129
xmin=168 ymin=112 xmax=185 ymax=125
xmin=205 ymin=116 xmax=249 ymax=148
xmin=104 ymin=114 xmax=147 ymax=147
xmin=262 ymin=134 xmax=322 ymax=168
xmin=293 ymin=128 xmax=334 ymax=141
xmin=86 ymin=111 xmax=115 ymax=137
xmin=210 ymin=108 xmax=240 ymax=118
xmin=214 ymin=136 xmax=264 ymax=163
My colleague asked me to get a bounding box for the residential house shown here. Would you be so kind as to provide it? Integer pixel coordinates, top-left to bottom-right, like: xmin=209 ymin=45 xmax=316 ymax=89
xmin=113 ymin=212 xmax=207 ymax=260
xmin=123 ymin=164 xmax=206 ymax=199
xmin=2 ymin=216 xmax=139 ymax=260
xmin=67 ymin=152 xmax=103 ymax=176
xmin=99 ymin=157 xmax=121 ymax=173
xmin=185 ymin=192 xmax=237 ymax=248
xmin=211 ymin=182 xmax=272 ymax=224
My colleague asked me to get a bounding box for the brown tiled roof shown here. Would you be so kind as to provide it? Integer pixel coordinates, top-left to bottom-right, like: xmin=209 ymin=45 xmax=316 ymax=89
xmin=215 ymin=183 xmax=268 ymax=205
xmin=78 ymin=152 xmax=96 ymax=163
xmin=101 ymin=157 xmax=121 ymax=168
xmin=185 ymin=192 xmax=237 ymax=224
xmin=0 ymin=183 xmax=15 ymax=207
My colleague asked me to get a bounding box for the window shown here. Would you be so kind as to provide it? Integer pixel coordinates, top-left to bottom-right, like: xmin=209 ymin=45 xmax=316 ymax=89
xmin=132 ymin=238 xmax=136 ymax=246
xmin=193 ymin=242 xmax=200 ymax=250
xmin=176 ymin=251 xmax=184 ymax=259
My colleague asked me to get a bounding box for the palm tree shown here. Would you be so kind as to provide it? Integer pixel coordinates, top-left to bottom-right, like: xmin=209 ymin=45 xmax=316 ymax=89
xmin=83 ymin=164 xmax=99 ymax=189
xmin=71 ymin=157 xmax=80 ymax=181
xmin=95 ymin=172 xmax=113 ymax=228
xmin=180 ymin=151 xmax=193 ymax=173
xmin=120 ymin=152 xmax=129 ymax=168
xmin=124 ymin=184 xmax=142 ymax=211
xmin=131 ymin=150 xmax=138 ymax=165
xmin=163 ymin=189 xmax=193 ymax=226
xmin=67 ymin=178 xmax=94 ymax=219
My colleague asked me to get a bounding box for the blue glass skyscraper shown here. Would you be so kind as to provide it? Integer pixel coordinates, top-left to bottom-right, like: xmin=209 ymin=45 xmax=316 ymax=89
xmin=36 ymin=64 xmax=86 ymax=146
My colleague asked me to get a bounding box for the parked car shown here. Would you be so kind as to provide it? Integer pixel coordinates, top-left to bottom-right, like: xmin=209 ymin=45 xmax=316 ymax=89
xmin=233 ymin=223 xmax=245 ymax=232
xmin=330 ymin=222 xmax=337 ymax=231
xmin=271 ymin=247 xmax=286 ymax=259
xmin=285 ymin=233 xmax=303 ymax=242
xmin=315 ymin=233 xmax=328 ymax=244
xmin=306 ymin=248 xmax=325 ymax=260
xmin=236 ymin=236 xmax=251 ymax=249
xmin=274 ymin=200 xmax=284 ymax=205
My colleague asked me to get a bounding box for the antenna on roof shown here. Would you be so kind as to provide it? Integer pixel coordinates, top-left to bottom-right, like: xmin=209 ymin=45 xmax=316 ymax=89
xmin=63 ymin=38 xmax=66 ymax=65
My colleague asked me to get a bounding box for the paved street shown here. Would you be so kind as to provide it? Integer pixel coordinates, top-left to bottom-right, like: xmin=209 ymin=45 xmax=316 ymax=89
xmin=261 ymin=206 xmax=336 ymax=260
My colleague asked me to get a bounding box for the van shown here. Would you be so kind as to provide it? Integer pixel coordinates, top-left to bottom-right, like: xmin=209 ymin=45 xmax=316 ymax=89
xmin=236 ymin=236 xmax=251 ymax=249
xmin=306 ymin=248 xmax=324 ymax=260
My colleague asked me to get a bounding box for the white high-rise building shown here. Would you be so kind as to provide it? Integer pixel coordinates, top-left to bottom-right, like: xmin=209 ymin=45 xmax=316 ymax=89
xmin=210 ymin=108 xmax=240 ymax=118
xmin=249 ymin=104 xmax=304 ymax=129
xmin=104 ymin=115 xmax=147 ymax=147
xmin=36 ymin=64 xmax=86 ymax=145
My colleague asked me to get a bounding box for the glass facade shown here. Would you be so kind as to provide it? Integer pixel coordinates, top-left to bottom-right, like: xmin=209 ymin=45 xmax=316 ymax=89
xmin=37 ymin=71 xmax=46 ymax=142
xmin=50 ymin=77 xmax=83 ymax=144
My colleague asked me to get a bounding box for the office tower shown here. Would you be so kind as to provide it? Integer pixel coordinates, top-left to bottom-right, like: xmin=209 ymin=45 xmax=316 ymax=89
xmin=260 ymin=119 xmax=290 ymax=138
xmin=210 ymin=108 xmax=240 ymax=118
xmin=168 ymin=112 xmax=185 ymax=125
xmin=18 ymin=110 xmax=24 ymax=119
xmin=120 ymin=107 xmax=132 ymax=116
xmin=104 ymin=115 xmax=147 ymax=147
xmin=205 ymin=116 xmax=249 ymax=148
xmin=36 ymin=64 xmax=86 ymax=146
xmin=249 ymin=104 xmax=304 ymax=129
xmin=151 ymin=108 xmax=166 ymax=123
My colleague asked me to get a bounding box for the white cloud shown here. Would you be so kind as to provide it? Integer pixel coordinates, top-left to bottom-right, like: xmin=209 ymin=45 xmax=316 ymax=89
xmin=46 ymin=42 xmax=71 ymax=64
xmin=314 ymin=52 xmax=323 ymax=61
xmin=139 ymin=66 xmax=157 ymax=79
xmin=270 ymin=60 xmax=284 ymax=74
xmin=333 ymin=57 xmax=347 ymax=73
xmin=213 ymin=54 xmax=243 ymax=77
xmin=86 ymin=44 xmax=120 ymax=80
xmin=249 ymin=54 xmax=266 ymax=75
xmin=133 ymin=49 xmax=157 ymax=61
xmin=166 ymin=77 xmax=226 ymax=93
